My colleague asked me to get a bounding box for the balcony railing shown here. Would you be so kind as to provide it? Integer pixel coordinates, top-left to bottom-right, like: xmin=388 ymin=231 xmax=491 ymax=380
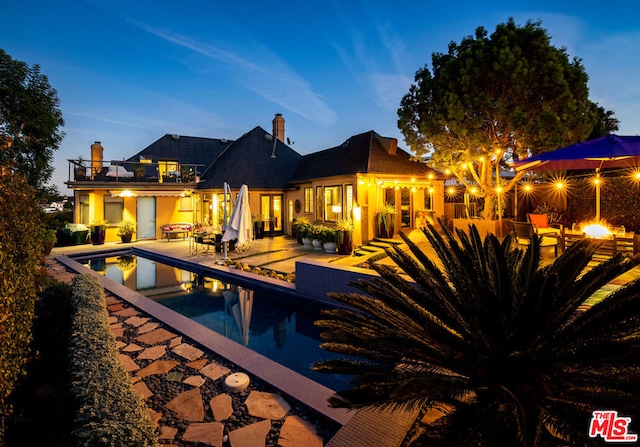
xmin=67 ymin=159 xmax=204 ymax=184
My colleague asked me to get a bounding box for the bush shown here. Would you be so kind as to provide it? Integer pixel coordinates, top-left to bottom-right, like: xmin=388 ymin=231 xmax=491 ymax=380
xmin=0 ymin=174 xmax=43 ymax=431
xmin=69 ymin=274 xmax=159 ymax=447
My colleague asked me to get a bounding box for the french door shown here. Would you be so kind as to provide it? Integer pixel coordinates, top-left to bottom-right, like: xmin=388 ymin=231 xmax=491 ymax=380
xmin=261 ymin=194 xmax=283 ymax=236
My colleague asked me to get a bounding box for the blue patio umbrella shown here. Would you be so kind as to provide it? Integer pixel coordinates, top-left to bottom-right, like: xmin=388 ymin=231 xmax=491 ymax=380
xmin=512 ymin=135 xmax=640 ymax=221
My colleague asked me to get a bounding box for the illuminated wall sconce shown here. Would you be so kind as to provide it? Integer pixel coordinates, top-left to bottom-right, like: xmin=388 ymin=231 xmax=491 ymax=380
xmin=353 ymin=204 xmax=361 ymax=221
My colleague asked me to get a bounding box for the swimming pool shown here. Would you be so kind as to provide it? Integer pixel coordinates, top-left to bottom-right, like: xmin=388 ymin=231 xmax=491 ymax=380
xmin=78 ymin=250 xmax=352 ymax=391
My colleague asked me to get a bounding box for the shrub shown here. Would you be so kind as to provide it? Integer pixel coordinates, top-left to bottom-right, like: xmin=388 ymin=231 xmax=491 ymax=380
xmin=0 ymin=174 xmax=43 ymax=431
xmin=69 ymin=274 xmax=159 ymax=447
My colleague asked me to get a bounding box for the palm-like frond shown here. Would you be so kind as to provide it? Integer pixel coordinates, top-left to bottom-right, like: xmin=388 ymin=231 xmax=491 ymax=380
xmin=314 ymin=219 xmax=640 ymax=446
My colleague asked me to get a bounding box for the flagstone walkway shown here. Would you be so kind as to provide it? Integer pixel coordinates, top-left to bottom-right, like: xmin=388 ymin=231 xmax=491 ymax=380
xmin=47 ymin=260 xmax=330 ymax=447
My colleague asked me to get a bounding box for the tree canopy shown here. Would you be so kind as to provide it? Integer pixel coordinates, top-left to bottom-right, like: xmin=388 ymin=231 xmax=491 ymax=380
xmin=0 ymin=49 xmax=64 ymax=192
xmin=397 ymin=19 xmax=614 ymax=219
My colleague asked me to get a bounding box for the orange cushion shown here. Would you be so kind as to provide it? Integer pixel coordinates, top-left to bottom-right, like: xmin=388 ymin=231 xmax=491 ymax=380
xmin=528 ymin=214 xmax=549 ymax=228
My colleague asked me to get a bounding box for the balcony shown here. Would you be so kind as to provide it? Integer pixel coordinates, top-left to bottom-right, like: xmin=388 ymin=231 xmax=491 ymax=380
xmin=66 ymin=159 xmax=204 ymax=186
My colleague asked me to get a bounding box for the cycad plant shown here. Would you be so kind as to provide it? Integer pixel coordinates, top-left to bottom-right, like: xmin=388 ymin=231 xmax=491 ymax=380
xmin=314 ymin=219 xmax=640 ymax=446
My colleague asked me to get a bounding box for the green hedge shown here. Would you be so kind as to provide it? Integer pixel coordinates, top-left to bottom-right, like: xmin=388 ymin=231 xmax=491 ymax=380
xmin=0 ymin=174 xmax=42 ymax=426
xmin=69 ymin=274 xmax=159 ymax=447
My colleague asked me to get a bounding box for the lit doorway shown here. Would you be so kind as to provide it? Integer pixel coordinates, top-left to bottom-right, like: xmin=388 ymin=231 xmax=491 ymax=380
xmin=261 ymin=194 xmax=283 ymax=236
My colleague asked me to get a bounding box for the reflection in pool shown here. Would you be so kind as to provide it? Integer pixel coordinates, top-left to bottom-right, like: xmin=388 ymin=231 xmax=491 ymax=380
xmin=84 ymin=252 xmax=352 ymax=390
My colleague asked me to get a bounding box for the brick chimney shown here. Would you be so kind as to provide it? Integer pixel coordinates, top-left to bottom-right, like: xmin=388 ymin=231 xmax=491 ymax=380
xmin=272 ymin=113 xmax=285 ymax=143
xmin=90 ymin=141 xmax=104 ymax=178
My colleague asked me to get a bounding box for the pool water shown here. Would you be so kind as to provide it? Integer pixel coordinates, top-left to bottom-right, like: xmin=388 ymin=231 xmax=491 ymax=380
xmin=83 ymin=252 xmax=352 ymax=391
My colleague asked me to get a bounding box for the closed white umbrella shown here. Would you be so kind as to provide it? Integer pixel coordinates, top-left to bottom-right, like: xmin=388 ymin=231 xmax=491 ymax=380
xmin=222 ymin=184 xmax=252 ymax=247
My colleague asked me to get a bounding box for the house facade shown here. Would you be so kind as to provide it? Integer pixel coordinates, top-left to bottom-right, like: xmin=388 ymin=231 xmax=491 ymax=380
xmin=66 ymin=115 xmax=444 ymax=246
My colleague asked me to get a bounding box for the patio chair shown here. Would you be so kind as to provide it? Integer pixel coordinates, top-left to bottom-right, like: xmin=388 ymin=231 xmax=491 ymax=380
xmin=526 ymin=213 xmax=563 ymax=236
xmin=511 ymin=221 xmax=559 ymax=257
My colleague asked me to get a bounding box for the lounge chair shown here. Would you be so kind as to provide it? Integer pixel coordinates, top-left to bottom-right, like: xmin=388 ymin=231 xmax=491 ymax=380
xmin=511 ymin=220 xmax=559 ymax=256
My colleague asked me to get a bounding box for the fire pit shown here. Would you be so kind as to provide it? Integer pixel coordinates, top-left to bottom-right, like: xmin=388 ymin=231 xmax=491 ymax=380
xmin=581 ymin=223 xmax=612 ymax=238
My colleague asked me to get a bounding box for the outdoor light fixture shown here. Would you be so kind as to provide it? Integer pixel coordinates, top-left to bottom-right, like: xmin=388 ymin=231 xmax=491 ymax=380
xmin=353 ymin=203 xmax=361 ymax=221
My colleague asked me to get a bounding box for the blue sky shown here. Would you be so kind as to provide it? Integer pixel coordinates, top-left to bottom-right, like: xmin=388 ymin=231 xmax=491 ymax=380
xmin=3 ymin=0 xmax=640 ymax=194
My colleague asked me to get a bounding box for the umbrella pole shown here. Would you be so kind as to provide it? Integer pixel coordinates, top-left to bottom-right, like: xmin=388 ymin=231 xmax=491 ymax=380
xmin=595 ymin=170 xmax=601 ymax=221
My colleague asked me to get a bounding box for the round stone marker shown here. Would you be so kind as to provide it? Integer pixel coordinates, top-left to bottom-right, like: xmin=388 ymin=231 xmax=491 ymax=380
xmin=225 ymin=372 xmax=250 ymax=392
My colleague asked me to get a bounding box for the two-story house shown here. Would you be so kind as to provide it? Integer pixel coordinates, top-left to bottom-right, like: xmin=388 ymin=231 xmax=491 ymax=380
xmin=66 ymin=114 xmax=444 ymax=245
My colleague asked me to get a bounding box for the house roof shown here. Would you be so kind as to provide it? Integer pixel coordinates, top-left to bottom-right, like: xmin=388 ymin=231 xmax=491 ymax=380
xmin=127 ymin=134 xmax=231 ymax=168
xmin=197 ymin=126 xmax=302 ymax=190
xmin=290 ymin=130 xmax=434 ymax=182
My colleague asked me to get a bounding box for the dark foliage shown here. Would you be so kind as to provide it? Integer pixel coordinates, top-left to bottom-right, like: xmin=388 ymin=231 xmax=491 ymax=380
xmin=315 ymin=219 xmax=640 ymax=446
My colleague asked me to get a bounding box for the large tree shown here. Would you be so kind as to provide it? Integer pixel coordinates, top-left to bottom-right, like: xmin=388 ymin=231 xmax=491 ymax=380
xmin=398 ymin=19 xmax=611 ymax=219
xmin=0 ymin=49 xmax=64 ymax=192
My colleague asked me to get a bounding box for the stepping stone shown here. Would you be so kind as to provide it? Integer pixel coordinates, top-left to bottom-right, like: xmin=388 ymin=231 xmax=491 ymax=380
xmin=172 ymin=342 xmax=204 ymax=361
xmin=166 ymin=388 xmax=205 ymax=422
xmin=124 ymin=316 xmax=149 ymax=327
xmin=182 ymin=421 xmax=224 ymax=446
xmin=116 ymin=340 xmax=127 ymax=349
xmin=245 ymin=391 xmax=290 ymax=420
xmin=200 ymin=362 xmax=230 ymax=381
xmin=279 ymin=416 xmax=323 ymax=447
xmin=135 ymin=328 xmax=175 ymax=345
xmin=184 ymin=375 xmax=206 ymax=387
xmin=186 ymin=359 xmax=208 ymax=370
xmin=209 ymin=394 xmax=233 ymax=421
xmin=123 ymin=343 xmax=144 ymax=352
xmin=137 ymin=345 xmax=167 ymax=360
xmin=169 ymin=336 xmax=183 ymax=348
xmin=108 ymin=316 xmax=118 ymax=325
xmin=228 ymin=419 xmax=271 ymax=447
xmin=110 ymin=326 xmax=125 ymax=338
xmin=136 ymin=360 xmax=179 ymax=377
xmin=107 ymin=303 xmax=125 ymax=312
xmin=148 ymin=409 xmax=162 ymax=428
xmin=114 ymin=307 xmax=139 ymax=317
xmin=133 ymin=380 xmax=153 ymax=400
xmin=118 ymin=353 xmax=139 ymax=372
xmin=105 ymin=296 xmax=120 ymax=305
xmin=158 ymin=426 xmax=178 ymax=441
xmin=137 ymin=322 xmax=159 ymax=334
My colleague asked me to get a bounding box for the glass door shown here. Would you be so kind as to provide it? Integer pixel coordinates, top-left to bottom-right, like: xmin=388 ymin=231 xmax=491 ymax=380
xmin=261 ymin=194 xmax=283 ymax=236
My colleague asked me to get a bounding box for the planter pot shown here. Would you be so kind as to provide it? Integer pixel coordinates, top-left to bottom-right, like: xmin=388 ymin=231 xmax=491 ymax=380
xmin=376 ymin=220 xmax=395 ymax=238
xmin=91 ymin=227 xmax=106 ymax=245
xmin=253 ymin=221 xmax=265 ymax=239
xmin=338 ymin=231 xmax=353 ymax=255
xmin=120 ymin=234 xmax=133 ymax=243
xmin=302 ymin=237 xmax=312 ymax=246
xmin=312 ymin=239 xmax=323 ymax=250
xmin=43 ymin=241 xmax=54 ymax=255
xmin=323 ymin=241 xmax=338 ymax=253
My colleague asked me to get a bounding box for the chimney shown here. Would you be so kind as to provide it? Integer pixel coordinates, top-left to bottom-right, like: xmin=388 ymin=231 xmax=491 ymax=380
xmin=90 ymin=141 xmax=104 ymax=178
xmin=272 ymin=113 xmax=285 ymax=143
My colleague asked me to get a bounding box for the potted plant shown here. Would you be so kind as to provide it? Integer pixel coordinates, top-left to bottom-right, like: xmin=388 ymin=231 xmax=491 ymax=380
xmin=297 ymin=223 xmax=313 ymax=246
xmin=335 ymin=218 xmax=354 ymax=254
xmin=42 ymin=228 xmax=57 ymax=255
xmin=320 ymin=226 xmax=338 ymax=253
xmin=132 ymin=162 xmax=145 ymax=179
xmin=292 ymin=216 xmax=310 ymax=244
xmin=90 ymin=220 xmax=108 ymax=245
xmin=74 ymin=156 xmax=88 ymax=181
xmin=375 ymin=203 xmax=396 ymax=238
xmin=253 ymin=214 xmax=265 ymax=239
xmin=311 ymin=225 xmax=324 ymax=250
xmin=117 ymin=220 xmax=135 ymax=243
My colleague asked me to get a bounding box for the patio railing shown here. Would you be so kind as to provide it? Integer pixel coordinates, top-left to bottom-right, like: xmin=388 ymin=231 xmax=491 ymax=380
xmin=67 ymin=159 xmax=204 ymax=184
